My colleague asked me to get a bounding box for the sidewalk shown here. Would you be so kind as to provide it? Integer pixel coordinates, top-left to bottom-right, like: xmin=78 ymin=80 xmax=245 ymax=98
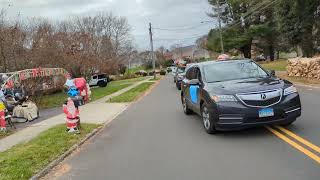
xmin=0 ymin=78 xmax=151 ymax=152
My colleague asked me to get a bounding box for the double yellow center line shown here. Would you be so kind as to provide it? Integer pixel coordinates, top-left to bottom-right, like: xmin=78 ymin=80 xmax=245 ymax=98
xmin=266 ymin=126 xmax=320 ymax=164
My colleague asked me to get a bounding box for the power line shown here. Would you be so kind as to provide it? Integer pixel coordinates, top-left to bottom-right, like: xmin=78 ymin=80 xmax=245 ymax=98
xmin=228 ymin=0 xmax=280 ymax=28
xmin=152 ymin=22 xmax=213 ymax=31
xmin=153 ymin=34 xmax=205 ymax=41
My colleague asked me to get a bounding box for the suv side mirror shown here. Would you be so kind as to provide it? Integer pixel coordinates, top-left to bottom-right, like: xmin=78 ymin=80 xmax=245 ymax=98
xmin=269 ymin=70 xmax=276 ymax=76
xmin=189 ymin=79 xmax=201 ymax=85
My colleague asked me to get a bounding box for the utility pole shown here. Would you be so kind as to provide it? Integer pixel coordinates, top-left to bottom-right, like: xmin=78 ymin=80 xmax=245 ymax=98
xmin=149 ymin=23 xmax=156 ymax=79
xmin=216 ymin=0 xmax=225 ymax=54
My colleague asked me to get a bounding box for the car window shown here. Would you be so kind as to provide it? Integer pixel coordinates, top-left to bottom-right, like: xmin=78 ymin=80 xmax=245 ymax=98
xmin=98 ymin=74 xmax=107 ymax=79
xmin=204 ymin=61 xmax=268 ymax=83
xmin=93 ymin=76 xmax=97 ymax=80
xmin=186 ymin=67 xmax=193 ymax=80
xmin=197 ymin=68 xmax=202 ymax=82
xmin=186 ymin=67 xmax=198 ymax=80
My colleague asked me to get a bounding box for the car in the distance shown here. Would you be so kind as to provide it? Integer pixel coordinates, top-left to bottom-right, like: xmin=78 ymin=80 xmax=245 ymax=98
xmin=175 ymin=64 xmax=195 ymax=90
xmin=89 ymin=73 xmax=109 ymax=87
xmin=173 ymin=66 xmax=186 ymax=84
xmin=181 ymin=59 xmax=301 ymax=134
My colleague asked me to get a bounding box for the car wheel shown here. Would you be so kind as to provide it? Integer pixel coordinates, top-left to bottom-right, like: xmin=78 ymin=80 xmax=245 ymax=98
xmin=201 ymin=104 xmax=217 ymax=134
xmin=176 ymin=82 xmax=181 ymax=90
xmin=98 ymin=81 xmax=107 ymax=87
xmin=182 ymin=95 xmax=192 ymax=115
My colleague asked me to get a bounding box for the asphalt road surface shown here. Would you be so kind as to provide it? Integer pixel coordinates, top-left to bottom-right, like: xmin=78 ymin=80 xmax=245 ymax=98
xmin=50 ymin=76 xmax=320 ymax=180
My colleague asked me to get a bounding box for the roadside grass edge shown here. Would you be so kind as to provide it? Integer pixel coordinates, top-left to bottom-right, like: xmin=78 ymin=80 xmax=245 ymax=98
xmin=30 ymin=126 xmax=101 ymax=180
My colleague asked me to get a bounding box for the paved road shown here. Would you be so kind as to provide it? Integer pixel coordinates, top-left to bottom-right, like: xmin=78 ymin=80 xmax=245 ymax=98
xmin=49 ymin=76 xmax=320 ymax=180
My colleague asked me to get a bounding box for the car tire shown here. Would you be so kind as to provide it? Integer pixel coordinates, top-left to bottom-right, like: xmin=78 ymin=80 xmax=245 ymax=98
xmin=201 ymin=103 xmax=217 ymax=134
xmin=181 ymin=95 xmax=192 ymax=115
xmin=98 ymin=81 xmax=107 ymax=87
xmin=176 ymin=82 xmax=181 ymax=90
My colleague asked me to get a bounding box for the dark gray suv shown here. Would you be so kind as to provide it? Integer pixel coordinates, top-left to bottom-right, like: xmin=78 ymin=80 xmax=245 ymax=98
xmin=181 ymin=59 xmax=301 ymax=134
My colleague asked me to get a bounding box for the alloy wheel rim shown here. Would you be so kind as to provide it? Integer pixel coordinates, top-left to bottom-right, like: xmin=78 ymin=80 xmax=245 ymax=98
xmin=202 ymin=107 xmax=210 ymax=130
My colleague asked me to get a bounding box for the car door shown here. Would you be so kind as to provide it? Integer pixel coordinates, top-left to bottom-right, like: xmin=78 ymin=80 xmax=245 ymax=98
xmin=184 ymin=67 xmax=199 ymax=111
xmin=188 ymin=67 xmax=202 ymax=113
xmin=89 ymin=76 xmax=98 ymax=86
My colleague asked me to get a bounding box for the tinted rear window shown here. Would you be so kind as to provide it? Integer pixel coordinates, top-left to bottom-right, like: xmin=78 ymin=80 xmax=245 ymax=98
xmin=98 ymin=74 xmax=107 ymax=79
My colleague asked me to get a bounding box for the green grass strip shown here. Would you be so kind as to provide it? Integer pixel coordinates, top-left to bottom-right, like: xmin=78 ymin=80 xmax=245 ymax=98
xmin=0 ymin=124 xmax=99 ymax=180
xmin=37 ymin=77 xmax=147 ymax=109
xmin=0 ymin=131 xmax=14 ymax=140
xmin=260 ymin=59 xmax=288 ymax=71
xmin=108 ymin=82 xmax=155 ymax=103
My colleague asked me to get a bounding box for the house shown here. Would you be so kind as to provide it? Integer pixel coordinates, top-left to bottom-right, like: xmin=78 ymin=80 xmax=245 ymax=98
xmin=172 ymin=45 xmax=196 ymax=60
xmin=171 ymin=45 xmax=210 ymax=60
xmin=193 ymin=49 xmax=210 ymax=59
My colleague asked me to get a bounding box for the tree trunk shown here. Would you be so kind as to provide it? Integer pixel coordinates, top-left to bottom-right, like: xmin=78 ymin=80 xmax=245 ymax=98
xmin=301 ymin=31 xmax=314 ymax=57
xmin=276 ymin=50 xmax=280 ymax=60
xmin=269 ymin=45 xmax=275 ymax=61
xmin=240 ymin=44 xmax=251 ymax=58
xmin=296 ymin=45 xmax=303 ymax=57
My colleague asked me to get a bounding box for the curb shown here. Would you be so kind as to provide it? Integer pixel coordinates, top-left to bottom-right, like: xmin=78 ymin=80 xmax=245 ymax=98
xmin=294 ymin=83 xmax=320 ymax=89
xmin=30 ymin=77 xmax=163 ymax=179
xmin=30 ymin=128 xmax=100 ymax=180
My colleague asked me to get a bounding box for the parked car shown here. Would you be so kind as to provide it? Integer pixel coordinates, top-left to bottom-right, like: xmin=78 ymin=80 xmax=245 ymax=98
xmin=89 ymin=73 xmax=109 ymax=87
xmin=173 ymin=67 xmax=186 ymax=83
xmin=135 ymin=70 xmax=148 ymax=76
xmin=167 ymin=66 xmax=177 ymax=74
xmin=181 ymin=59 xmax=301 ymax=134
xmin=254 ymin=54 xmax=266 ymax=62
xmin=175 ymin=64 xmax=195 ymax=90
xmin=160 ymin=69 xmax=167 ymax=75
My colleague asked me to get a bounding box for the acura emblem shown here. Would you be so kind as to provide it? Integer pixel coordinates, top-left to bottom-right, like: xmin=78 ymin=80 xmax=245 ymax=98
xmin=261 ymin=93 xmax=267 ymax=100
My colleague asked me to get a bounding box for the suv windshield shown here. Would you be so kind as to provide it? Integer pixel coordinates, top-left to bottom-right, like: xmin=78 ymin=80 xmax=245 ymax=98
xmin=204 ymin=61 xmax=268 ymax=83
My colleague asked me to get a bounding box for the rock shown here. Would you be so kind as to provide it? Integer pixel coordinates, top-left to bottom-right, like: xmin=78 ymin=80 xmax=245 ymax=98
xmin=287 ymin=56 xmax=320 ymax=79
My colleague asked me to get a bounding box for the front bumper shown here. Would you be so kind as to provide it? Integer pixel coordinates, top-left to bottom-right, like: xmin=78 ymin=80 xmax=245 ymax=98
xmin=212 ymin=93 xmax=301 ymax=131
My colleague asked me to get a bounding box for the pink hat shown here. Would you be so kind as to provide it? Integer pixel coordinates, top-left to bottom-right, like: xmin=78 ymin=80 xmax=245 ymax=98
xmin=217 ymin=54 xmax=230 ymax=61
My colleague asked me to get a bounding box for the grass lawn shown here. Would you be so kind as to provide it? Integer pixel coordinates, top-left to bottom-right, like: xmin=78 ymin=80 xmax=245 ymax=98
xmin=0 ymin=130 xmax=14 ymax=140
xmin=126 ymin=66 xmax=146 ymax=74
xmin=0 ymin=124 xmax=99 ymax=180
xmin=276 ymin=72 xmax=320 ymax=85
xmin=260 ymin=59 xmax=288 ymax=71
xmin=108 ymin=82 xmax=155 ymax=103
xmin=37 ymin=77 xmax=147 ymax=109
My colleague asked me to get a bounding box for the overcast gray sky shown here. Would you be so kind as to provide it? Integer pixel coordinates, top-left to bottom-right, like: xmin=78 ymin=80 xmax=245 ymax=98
xmin=1 ymin=0 xmax=216 ymax=50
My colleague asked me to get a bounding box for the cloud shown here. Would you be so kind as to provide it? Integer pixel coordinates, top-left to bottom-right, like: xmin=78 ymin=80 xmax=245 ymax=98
xmin=1 ymin=0 xmax=216 ymax=50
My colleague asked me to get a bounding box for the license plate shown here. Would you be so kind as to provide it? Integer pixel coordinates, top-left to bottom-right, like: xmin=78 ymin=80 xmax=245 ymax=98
xmin=259 ymin=108 xmax=274 ymax=118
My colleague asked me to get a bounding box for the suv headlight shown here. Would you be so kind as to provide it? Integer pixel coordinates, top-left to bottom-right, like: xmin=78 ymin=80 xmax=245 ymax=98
xmin=283 ymin=85 xmax=298 ymax=96
xmin=211 ymin=95 xmax=237 ymax=102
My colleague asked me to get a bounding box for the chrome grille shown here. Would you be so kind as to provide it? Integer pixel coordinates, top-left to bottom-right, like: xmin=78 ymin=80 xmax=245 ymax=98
xmin=236 ymin=89 xmax=282 ymax=108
